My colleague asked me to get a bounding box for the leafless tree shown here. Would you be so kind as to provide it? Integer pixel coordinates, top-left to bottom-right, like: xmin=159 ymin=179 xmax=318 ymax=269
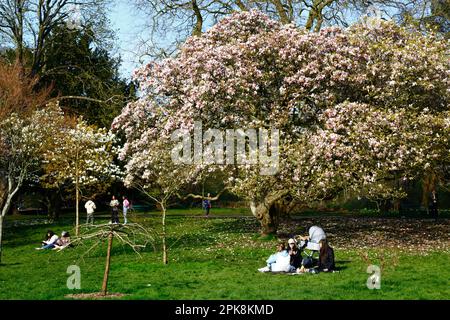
xmin=72 ymin=223 xmax=156 ymax=296
xmin=0 ymin=0 xmax=112 ymax=76
xmin=132 ymin=0 xmax=438 ymax=60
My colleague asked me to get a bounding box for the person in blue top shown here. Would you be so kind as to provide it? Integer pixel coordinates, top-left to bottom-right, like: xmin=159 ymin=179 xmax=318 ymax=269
xmin=258 ymin=242 xmax=291 ymax=272
xmin=203 ymin=193 xmax=211 ymax=217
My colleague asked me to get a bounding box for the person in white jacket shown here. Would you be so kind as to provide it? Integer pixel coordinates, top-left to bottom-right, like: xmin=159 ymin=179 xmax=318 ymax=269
xmin=85 ymin=199 xmax=96 ymax=225
xmin=36 ymin=230 xmax=59 ymax=250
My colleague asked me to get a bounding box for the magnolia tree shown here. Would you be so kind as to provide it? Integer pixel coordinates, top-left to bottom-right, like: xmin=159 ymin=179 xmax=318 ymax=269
xmin=113 ymin=100 xmax=209 ymax=264
xmin=115 ymin=10 xmax=449 ymax=234
xmin=294 ymin=103 xmax=450 ymax=205
xmin=0 ymin=105 xmax=65 ymax=262
xmin=43 ymin=114 xmax=120 ymax=236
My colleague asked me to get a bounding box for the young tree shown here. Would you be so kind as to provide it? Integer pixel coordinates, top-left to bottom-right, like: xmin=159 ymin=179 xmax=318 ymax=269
xmin=70 ymin=223 xmax=155 ymax=296
xmin=42 ymin=117 xmax=120 ymax=236
xmin=112 ymin=103 xmax=204 ymax=264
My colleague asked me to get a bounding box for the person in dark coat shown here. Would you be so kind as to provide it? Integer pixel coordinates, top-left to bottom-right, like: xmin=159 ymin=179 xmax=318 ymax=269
xmin=429 ymin=189 xmax=439 ymax=222
xmin=288 ymin=238 xmax=302 ymax=270
xmin=297 ymin=239 xmax=335 ymax=273
xmin=203 ymin=193 xmax=211 ymax=217
xmin=317 ymin=239 xmax=335 ymax=272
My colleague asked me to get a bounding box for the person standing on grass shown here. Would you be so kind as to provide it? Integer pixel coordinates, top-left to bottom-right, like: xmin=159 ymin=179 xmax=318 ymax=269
xmin=84 ymin=199 xmax=96 ymax=225
xmin=122 ymin=196 xmax=130 ymax=224
xmin=203 ymin=193 xmax=211 ymax=217
xmin=429 ymin=189 xmax=439 ymax=222
xmin=110 ymin=195 xmax=120 ymax=224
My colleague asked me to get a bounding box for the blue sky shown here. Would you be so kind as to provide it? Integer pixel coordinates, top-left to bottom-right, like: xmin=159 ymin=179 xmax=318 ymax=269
xmin=107 ymin=2 xmax=393 ymax=80
xmin=109 ymin=1 xmax=148 ymax=79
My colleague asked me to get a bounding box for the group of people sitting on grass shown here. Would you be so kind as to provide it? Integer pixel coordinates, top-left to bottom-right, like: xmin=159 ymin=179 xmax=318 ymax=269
xmin=35 ymin=230 xmax=71 ymax=251
xmin=258 ymin=225 xmax=336 ymax=274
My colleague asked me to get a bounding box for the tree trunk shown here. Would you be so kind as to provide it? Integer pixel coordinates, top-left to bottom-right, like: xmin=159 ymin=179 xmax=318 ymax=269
xmin=0 ymin=182 xmax=21 ymax=263
xmin=250 ymin=201 xmax=278 ymax=236
xmin=46 ymin=190 xmax=62 ymax=220
xmin=422 ymin=172 xmax=436 ymax=214
xmin=0 ymin=215 xmax=4 ymax=264
xmin=161 ymin=203 xmax=168 ymax=265
xmin=101 ymin=231 xmax=113 ymax=296
xmin=75 ymin=184 xmax=79 ymax=236
xmin=1 ymin=194 xmax=13 ymax=218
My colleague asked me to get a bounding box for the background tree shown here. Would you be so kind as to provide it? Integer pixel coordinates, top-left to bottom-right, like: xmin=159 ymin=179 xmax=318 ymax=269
xmin=0 ymin=104 xmax=65 ymax=263
xmin=0 ymin=0 xmax=112 ymax=76
xmin=0 ymin=60 xmax=49 ymax=122
xmin=42 ymin=117 xmax=121 ymax=236
xmin=132 ymin=0 xmax=441 ymax=59
xmin=38 ymin=25 xmax=135 ymax=127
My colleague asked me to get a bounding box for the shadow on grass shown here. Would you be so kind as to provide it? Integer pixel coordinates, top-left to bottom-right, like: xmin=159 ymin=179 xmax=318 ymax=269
xmin=0 ymin=262 xmax=22 ymax=267
xmin=206 ymin=218 xmax=260 ymax=235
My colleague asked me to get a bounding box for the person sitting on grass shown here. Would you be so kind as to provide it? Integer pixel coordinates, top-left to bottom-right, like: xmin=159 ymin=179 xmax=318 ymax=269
xmin=36 ymin=230 xmax=59 ymax=250
xmin=258 ymin=242 xmax=291 ymax=273
xmin=288 ymin=238 xmax=302 ymax=270
xmin=53 ymin=231 xmax=71 ymax=251
xmin=297 ymin=239 xmax=335 ymax=274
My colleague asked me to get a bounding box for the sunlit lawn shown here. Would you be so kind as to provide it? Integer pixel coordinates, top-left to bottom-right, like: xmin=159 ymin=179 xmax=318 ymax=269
xmin=0 ymin=212 xmax=448 ymax=300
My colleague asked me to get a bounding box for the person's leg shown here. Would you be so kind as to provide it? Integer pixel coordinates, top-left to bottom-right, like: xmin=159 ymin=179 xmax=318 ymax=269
xmin=206 ymin=207 xmax=210 ymax=217
xmin=42 ymin=243 xmax=55 ymax=249
xmin=123 ymin=208 xmax=128 ymax=224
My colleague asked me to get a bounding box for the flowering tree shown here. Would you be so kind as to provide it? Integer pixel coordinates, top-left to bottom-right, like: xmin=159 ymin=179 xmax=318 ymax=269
xmin=0 ymin=105 xmax=64 ymax=262
xmin=113 ymin=100 xmax=208 ymax=263
xmin=292 ymin=103 xmax=450 ymax=206
xmin=42 ymin=116 xmax=120 ymax=236
xmin=115 ymin=10 xmax=449 ymax=234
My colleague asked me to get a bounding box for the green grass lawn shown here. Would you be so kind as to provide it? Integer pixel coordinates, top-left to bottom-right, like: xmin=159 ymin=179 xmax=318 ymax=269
xmin=0 ymin=212 xmax=449 ymax=300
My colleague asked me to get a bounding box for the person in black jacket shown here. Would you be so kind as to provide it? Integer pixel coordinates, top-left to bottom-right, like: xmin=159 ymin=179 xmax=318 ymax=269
xmin=297 ymin=239 xmax=335 ymax=273
xmin=429 ymin=189 xmax=438 ymax=222
xmin=317 ymin=239 xmax=335 ymax=272
xmin=288 ymin=238 xmax=302 ymax=271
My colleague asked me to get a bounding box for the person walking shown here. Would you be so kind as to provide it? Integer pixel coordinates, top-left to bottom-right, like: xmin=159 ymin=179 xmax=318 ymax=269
xmin=84 ymin=199 xmax=96 ymax=225
xmin=110 ymin=195 xmax=120 ymax=224
xmin=122 ymin=196 xmax=130 ymax=224
xmin=203 ymin=193 xmax=211 ymax=217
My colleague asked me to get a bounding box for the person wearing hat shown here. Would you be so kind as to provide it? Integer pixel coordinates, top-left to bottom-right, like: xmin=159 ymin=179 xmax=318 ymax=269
xmin=288 ymin=238 xmax=302 ymax=270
